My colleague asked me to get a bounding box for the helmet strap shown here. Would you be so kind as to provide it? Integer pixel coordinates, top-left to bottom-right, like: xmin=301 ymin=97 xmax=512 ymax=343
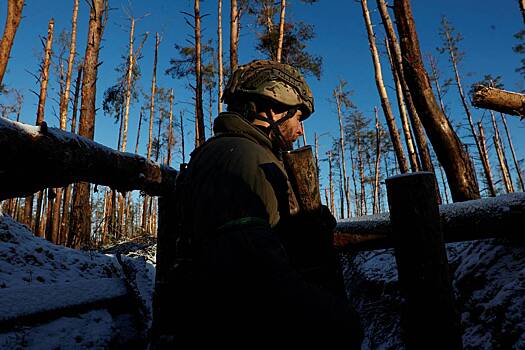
xmin=252 ymin=107 xmax=297 ymax=152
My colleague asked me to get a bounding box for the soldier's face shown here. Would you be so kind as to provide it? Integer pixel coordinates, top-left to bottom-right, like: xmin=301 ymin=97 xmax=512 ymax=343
xmin=277 ymin=110 xmax=304 ymax=143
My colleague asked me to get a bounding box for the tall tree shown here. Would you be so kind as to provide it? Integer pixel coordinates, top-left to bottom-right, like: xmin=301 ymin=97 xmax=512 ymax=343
xmin=438 ymin=16 xmax=495 ymax=197
xmin=0 ymin=0 xmax=24 ymax=86
xmin=333 ymin=80 xmax=352 ymax=218
xmin=194 ymin=0 xmax=205 ymax=147
xmin=360 ymin=0 xmax=409 ymax=173
xmin=393 ymin=0 xmax=480 ymax=202
xmin=230 ymin=0 xmax=239 ymax=71
xmin=217 ymin=0 xmax=224 ymax=113
xmin=69 ymin=0 xmax=108 ymax=247
xmin=377 ymin=0 xmax=435 ymax=178
xmin=33 ymin=18 xmax=54 ymax=237
xmin=276 ymin=0 xmax=286 ymax=62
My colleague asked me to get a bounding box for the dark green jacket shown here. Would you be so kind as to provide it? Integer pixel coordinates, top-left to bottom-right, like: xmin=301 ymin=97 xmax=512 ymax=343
xmin=167 ymin=112 xmax=363 ymax=347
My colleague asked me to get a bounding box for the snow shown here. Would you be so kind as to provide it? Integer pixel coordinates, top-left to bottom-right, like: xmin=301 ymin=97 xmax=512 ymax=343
xmin=1 ymin=192 xmax=524 ymax=349
xmin=0 ymin=213 xmax=156 ymax=348
xmin=0 ymin=117 xmax=41 ymax=137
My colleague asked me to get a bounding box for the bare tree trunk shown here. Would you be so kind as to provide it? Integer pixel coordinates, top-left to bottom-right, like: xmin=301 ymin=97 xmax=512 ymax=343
xmin=385 ymin=39 xmax=419 ymax=172
xmin=361 ymin=0 xmax=408 ymax=174
xmin=0 ymin=0 xmax=24 ymax=86
xmin=373 ymin=107 xmax=382 ymax=214
xmin=167 ymin=89 xmax=174 ymax=166
xmin=357 ymin=131 xmax=367 ymax=215
xmin=121 ymin=17 xmax=135 ymax=152
xmin=195 ymin=0 xmax=205 ymax=147
xmin=490 ymin=112 xmax=514 ymax=193
xmin=230 ymin=0 xmax=239 ymax=71
xmin=143 ymin=33 xmax=159 ymax=235
xmin=377 ymin=0 xmax=435 ymax=177
xmin=500 ymin=113 xmax=525 ymax=191
xmin=334 ymin=84 xmax=351 ymax=218
xmin=349 ymin=145 xmax=360 ymax=216
xmin=428 ymin=54 xmax=448 ymax=117
xmin=33 ymin=18 xmax=55 ymax=237
xmin=60 ymin=0 xmax=78 ymax=130
xmin=180 ymin=111 xmax=186 ymax=164
xmin=314 ymin=132 xmax=319 ymax=174
xmin=276 ymin=0 xmax=286 ymax=62
xmin=442 ymin=19 xmax=495 ymax=198
xmin=135 ymin=110 xmax=142 ymax=155
xmin=393 ymin=0 xmax=480 ymax=202
xmin=338 ymin=154 xmax=344 ymax=219
xmin=70 ymin=0 xmax=107 ymax=248
xmin=477 ymin=122 xmax=496 ymax=196
xmin=328 ymin=151 xmax=335 ymax=214
xmin=472 ymin=86 xmax=525 ymax=118
xmin=438 ymin=163 xmax=450 ymax=204
xmin=218 ymin=0 xmax=224 ymax=114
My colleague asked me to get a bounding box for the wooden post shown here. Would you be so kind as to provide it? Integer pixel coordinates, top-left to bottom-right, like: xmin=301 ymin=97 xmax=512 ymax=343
xmin=385 ymin=172 xmax=462 ymax=350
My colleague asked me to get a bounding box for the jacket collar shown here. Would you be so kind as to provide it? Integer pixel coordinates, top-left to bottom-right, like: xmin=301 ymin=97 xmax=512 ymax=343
xmin=213 ymin=112 xmax=276 ymax=153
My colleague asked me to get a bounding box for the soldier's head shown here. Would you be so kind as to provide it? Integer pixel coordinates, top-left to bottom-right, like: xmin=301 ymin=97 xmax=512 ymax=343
xmin=223 ymin=60 xmax=314 ymax=147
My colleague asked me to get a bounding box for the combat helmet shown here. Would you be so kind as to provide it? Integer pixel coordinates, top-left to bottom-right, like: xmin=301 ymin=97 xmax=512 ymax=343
xmin=222 ymin=60 xmax=314 ymax=120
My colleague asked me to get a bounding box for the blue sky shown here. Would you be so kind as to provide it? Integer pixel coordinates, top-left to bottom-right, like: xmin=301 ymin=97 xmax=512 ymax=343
xmin=1 ymin=0 xmax=524 ymax=197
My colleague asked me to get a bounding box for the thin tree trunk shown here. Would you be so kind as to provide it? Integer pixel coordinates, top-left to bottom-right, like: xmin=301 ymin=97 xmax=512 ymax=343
xmin=438 ymin=163 xmax=450 ymax=204
xmin=361 ymin=0 xmax=408 ymax=173
xmin=477 ymin=122 xmax=496 ymax=196
xmin=324 ymin=188 xmax=329 ymax=209
xmin=121 ymin=17 xmax=135 ymax=152
xmin=377 ymin=0 xmax=435 ymax=177
xmin=338 ymin=155 xmax=344 ymax=219
xmin=328 ymin=151 xmax=335 ymax=214
xmin=218 ymin=0 xmax=224 ymax=113
xmin=135 ymin=110 xmax=142 ymax=155
xmin=314 ymin=132 xmax=319 ymax=175
xmin=167 ymin=89 xmax=174 ymax=166
xmin=60 ymin=0 xmax=78 ymax=130
xmin=0 ymin=0 xmax=24 ymax=86
xmin=334 ymin=84 xmax=351 ymax=218
xmin=442 ymin=18 xmax=495 ymax=198
xmin=428 ymin=54 xmax=448 ymax=117
xmin=156 ymin=110 xmax=163 ymax=162
xmin=195 ymin=0 xmax=205 ymax=147
xmin=70 ymin=0 xmax=107 ymax=248
xmin=230 ymin=0 xmax=239 ymax=72
xmin=385 ymin=39 xmax=419 ymax=172
xmin=373 ymin=107 xmax=382 ymax=214
xmin=393 ymin=0 xmax=480 ymax=202
xmin=490 ymin=112 xmax=514 ymax=193
xmin=276 ymin=0 xmax=286 ymax=62
xmin=349 ymin=145 xmax=360 ymax=216
xmin=500 ymin=113 xmax=525 ymax=191
xmin=180 ymin=111 xmax=186 ymax=164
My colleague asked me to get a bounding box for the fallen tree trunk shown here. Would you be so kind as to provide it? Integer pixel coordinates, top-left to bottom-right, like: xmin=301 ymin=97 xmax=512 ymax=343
xmin=334 ymin=192 xmax=525 ymax=251
xmin=0 ymin=118 xmax=177 ymax=200
xmin=472 ymin=85 xmax=525 ymax=118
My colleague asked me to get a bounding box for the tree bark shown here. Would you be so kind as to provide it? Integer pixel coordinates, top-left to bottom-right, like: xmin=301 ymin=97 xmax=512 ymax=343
xmin=0 ymin=0 xmax=24 ymax=86
xmin=377 ymin=0 xmax=435 ymax=177
xmin=167 ymin=89 xmax=174 ymax=166
xmin=59 ymin=0 xmax=78 ymax=130
xmin=276 ymin=0 xmax=286 ymax=63
xmin=472 ymin=85 xmax=525 ymax=118
xmin=0 ymin=118 xmax=178 ymax=200
xmin=334 ymin=83 xmax=351 ymax=218
xmin=500 ymin=113 xmax=525 ymax=191
xmin=121 ymin=17 xmax=135 ymax=152
xmin=230 ymin=0 xmax=239 ymax=71
xmin=393 ymin=0 xmax=480 ymax=202
xmin=385 ymin=38 xmax=419 ymax=172
xmin=477 ymin=122 xmax=496 ymax=196
xmin=328 ymin=151 xmax=335 ymax=214
xmin=490 ymin=112 xmax=514 ymax=193
xmin=135 ymin=110 xmax=142 ymax=155
xmin=361 ymin=0 xmax=408 ymax=174
xmin=70 ymin=0 xmax=107 ymax=248
xmin=218 ymin=0 xmax=224 ymax=114
xmin=195 ymin=0 xmax=205 ymax=147
xmin=373 ymin=107 xmax=382 ymax=214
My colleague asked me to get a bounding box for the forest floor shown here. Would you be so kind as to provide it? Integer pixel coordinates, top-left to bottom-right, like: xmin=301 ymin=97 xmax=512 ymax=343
xmin=0 ymin=211 xmax=524 ymax=349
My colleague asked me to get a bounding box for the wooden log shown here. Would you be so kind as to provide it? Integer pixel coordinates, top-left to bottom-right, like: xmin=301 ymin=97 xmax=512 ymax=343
xmin=0 ymin=118 xmax=177 ymax=200
xmin=334 ymin=192 xmax=525 ymax=252
xmin=472 ymin=85 xmax=525 ymax=118
xmin=0 ymin=278 xmax=128 ymax=331
xmin=386 ymin=171 xmax=462 ymax=349
xmin=386 ymin=172 xmax=463 ymax=349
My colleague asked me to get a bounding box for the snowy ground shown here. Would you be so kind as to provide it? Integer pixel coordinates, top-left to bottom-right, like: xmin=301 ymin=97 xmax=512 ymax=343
xmin=0 ymin=210 xmax=524 ymax=349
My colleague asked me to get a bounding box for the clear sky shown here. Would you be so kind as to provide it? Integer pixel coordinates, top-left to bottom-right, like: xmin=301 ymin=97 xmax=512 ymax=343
xmin=1 ymin=0 xmax=524 ymax=198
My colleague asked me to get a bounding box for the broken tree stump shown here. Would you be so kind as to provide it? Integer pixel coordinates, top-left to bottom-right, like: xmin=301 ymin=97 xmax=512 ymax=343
xmin=472 ymin=85 xmax=525 ymax=118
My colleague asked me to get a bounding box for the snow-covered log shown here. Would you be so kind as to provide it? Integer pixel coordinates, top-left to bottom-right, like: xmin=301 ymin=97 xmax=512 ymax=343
xmin=0 ymin=118 xmax=178 ymax=200
xmin=472 ymin=85 xmax=525 ymax=118
xmin=335 ymin=192 xmax=525 ymax=251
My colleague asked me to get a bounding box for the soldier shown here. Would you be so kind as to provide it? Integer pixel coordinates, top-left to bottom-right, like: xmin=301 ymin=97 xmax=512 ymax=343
xmin=152 ymin=60 xmax=363 ymax=347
